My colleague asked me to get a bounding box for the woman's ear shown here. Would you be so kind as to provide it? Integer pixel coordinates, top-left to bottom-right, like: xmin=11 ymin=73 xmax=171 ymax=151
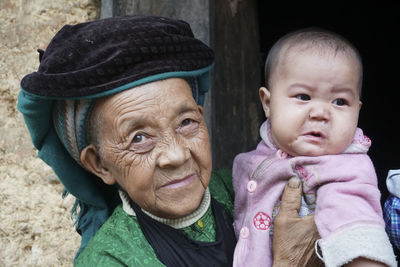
xmin=259 ymin=87 xmax=271 ymax=118
xmin=198 ymin=105 xmax=204 ymax=115
xmin=80 ymin=144 xmax=116 ymax=185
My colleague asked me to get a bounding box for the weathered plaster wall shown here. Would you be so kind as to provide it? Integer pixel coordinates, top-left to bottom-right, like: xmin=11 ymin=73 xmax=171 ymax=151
xmin=0 ymin=0 xmax=99 ymax=265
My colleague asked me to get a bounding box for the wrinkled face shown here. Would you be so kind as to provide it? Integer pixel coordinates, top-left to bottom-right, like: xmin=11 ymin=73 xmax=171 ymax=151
xmin=261 ymin=49 xmax=362 ymax=156
xmin=92 ymin=78 xmax=212 ymax=219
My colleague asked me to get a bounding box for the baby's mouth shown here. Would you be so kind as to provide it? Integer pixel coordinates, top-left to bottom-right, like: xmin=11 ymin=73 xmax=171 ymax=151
xmin=310 ymin=132 xmax=322 ymax=137
xmin=304 ymin=131 xmax=326 ymax=140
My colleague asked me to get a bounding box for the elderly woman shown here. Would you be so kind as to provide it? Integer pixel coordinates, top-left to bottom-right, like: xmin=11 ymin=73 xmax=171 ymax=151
xmin=18 ymin=15 xmax=320 ymax=266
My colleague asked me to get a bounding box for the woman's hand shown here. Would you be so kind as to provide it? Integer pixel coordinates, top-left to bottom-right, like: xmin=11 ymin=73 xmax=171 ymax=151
xmin=272 ymin=177 xmax=323 ymax=267
xmin=272 ymin=177 xmax=388 ymax=267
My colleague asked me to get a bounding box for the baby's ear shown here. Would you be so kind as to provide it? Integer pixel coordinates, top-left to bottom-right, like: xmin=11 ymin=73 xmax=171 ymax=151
xmin=259 ymin=87 xmax=271 ymax=117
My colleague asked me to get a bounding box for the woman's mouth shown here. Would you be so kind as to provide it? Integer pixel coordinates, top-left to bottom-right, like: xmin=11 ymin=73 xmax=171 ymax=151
xmin=162 ymin=174 xmax=196 ymax=189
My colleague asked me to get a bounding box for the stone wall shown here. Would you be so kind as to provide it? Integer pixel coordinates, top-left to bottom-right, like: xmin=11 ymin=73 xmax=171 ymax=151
xmin=0 ymin=0 xmax=99 ymax=265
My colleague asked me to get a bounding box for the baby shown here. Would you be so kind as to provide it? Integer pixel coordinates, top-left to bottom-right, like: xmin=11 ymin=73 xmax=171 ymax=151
xmin=232 ymin=28 xmax=396 ymax=267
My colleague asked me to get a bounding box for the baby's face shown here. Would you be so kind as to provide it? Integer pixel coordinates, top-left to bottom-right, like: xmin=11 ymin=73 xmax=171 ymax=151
xmin=264 ymin=49 xmax=362 ymax=156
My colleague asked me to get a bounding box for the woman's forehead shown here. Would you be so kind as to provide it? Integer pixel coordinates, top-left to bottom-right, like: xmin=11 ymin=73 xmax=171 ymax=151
xmin=96 ymin=78 xmax=196 ymax=120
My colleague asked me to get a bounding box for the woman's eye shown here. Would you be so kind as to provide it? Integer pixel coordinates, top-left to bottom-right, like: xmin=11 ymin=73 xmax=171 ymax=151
xmin=333 ymin=98 xmax=348 ymax=106
xmin=296 ymin=94 xmax=311 ymax=101
xmin=130 ymin=133 xmax=155 ymax=153
xmin=181 ymin=118 xmax=194 ymax=127
xmin=133 ymin=133 xmax=146 ymax=143
xmin=178 ymin=118 xmax=199 ymax=135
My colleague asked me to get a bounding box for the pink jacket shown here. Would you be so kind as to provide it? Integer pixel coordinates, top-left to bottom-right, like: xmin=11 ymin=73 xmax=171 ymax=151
xmin=232 ymin=121 xmax=396 ymax=267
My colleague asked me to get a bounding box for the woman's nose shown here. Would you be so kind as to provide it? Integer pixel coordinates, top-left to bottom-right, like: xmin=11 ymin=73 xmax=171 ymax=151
xmin=157 ymin=139 xmax=190 ymax=168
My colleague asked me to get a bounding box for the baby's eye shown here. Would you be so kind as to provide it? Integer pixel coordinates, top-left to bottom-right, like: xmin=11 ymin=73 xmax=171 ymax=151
xmin=296 ymin=94 xmax=311 ymax=101
xmin=333 ymin=98 xmax=348 ymax=106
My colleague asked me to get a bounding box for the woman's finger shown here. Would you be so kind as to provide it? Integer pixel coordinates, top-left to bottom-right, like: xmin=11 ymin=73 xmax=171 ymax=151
xmin=278 ymin=176 xmax=302 ymax=217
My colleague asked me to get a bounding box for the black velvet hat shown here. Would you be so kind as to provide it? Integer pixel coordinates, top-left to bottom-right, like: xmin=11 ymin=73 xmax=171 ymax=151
xmin=21 ymin=14 xmax=214 ymax=98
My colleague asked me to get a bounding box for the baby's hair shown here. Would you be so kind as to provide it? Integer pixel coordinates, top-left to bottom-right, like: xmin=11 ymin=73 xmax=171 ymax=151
xmin=264 ymin=27 xmax=363 ymax=94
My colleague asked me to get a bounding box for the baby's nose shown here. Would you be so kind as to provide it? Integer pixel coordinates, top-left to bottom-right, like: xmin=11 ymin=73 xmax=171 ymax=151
xmin=308 ymin=103 xmax=330 ymax=121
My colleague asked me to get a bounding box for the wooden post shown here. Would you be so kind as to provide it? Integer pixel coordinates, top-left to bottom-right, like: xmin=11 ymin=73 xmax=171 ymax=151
xmin=210 ymin=0 xmax=262 ymax=169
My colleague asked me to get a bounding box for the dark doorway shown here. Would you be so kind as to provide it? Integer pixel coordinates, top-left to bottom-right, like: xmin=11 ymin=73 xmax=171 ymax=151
xmin=258 ymin=1 xmax=400 ymax=201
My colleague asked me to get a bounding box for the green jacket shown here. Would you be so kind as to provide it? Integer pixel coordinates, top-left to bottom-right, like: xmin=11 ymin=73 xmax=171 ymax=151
xmin=75 ymin=170 xmax=234 ymax=266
